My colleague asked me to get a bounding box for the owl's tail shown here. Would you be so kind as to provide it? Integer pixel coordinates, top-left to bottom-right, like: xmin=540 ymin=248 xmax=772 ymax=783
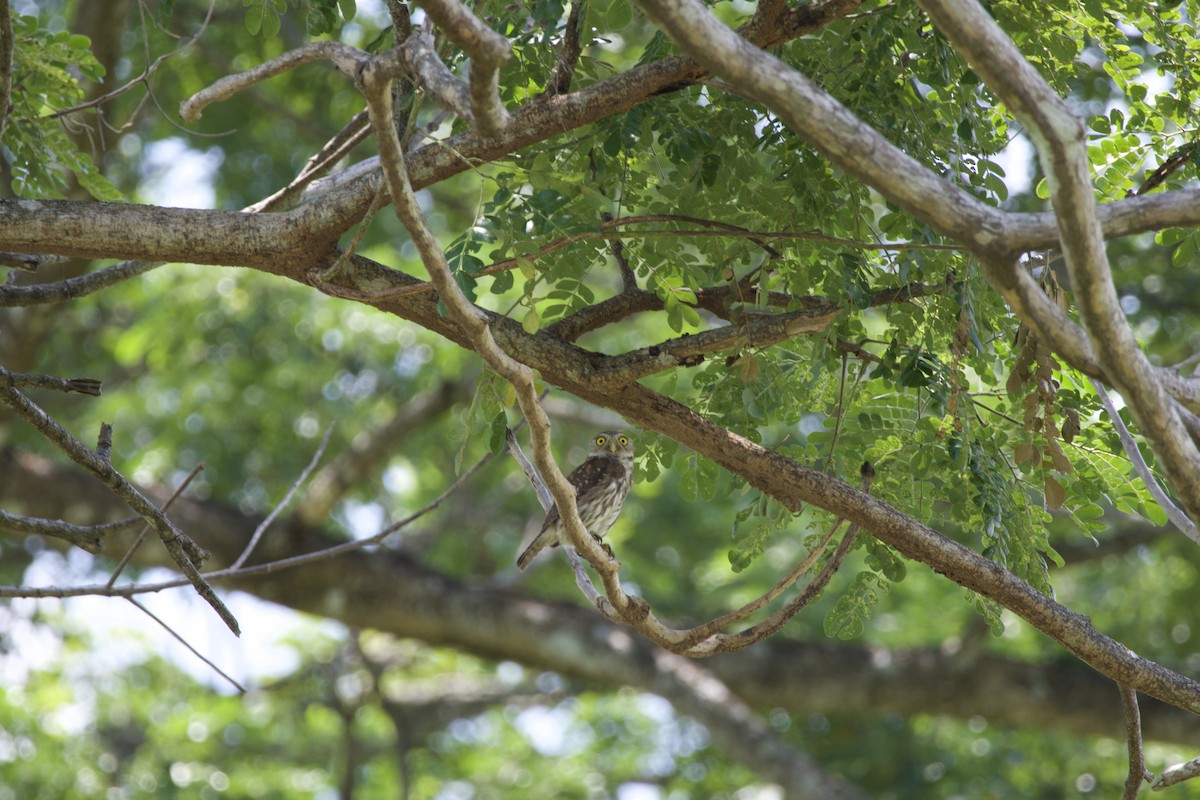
xmin=516 ymin=528 xmax=553 ymax=571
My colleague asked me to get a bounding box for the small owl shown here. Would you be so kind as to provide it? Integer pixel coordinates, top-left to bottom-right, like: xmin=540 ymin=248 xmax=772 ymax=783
xmin=516 ymin=430 xmax=635 ymax=570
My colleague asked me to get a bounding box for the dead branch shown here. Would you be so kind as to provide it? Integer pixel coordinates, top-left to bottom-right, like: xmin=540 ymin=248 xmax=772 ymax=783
xmin=230 ymin=422 xmax=333 ymax=569
xmin=0 ymin=368 xmax=238 ymax=634
xmin=0 ymin=509 xmax=113 ymax=553
xmin=1154 ymin=755 xmax=1200 ymax=791
xmin=3 ymin=371 xmax=102 ymax=396
xmin=106 ymin=463 xmax=206 ymax=587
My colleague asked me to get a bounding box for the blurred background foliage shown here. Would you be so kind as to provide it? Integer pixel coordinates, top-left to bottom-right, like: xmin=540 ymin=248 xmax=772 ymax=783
xmin=3 ymin=0 xmax=1200 ymax=797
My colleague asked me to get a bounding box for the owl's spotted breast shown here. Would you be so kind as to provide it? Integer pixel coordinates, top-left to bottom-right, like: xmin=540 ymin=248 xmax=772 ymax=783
xmin=516 ymin=431 xmax=635 ymax=571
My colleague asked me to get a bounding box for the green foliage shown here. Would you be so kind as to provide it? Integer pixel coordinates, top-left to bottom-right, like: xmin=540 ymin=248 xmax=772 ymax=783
xmin=3 ymin=16 xmax=120 ymax=199
xmin=243 ymin=0 xmax=356 ymax=38
xmin=9 ymin=0 xmax=1200 ymax=795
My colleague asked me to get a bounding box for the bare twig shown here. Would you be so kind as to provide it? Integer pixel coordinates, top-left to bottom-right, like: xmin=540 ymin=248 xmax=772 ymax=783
xmin=319 ymin=179 xmax=388 ymax=282
xmin=0 ymin=252 xmax=67 ymax=272
xmin=672 ymin=518 xmax=845 ymax=648
xmin=0 ymin=260 xmax=162 ymax=308
xmin=248 ymin=110 xmax=373 ymax=213
xmin=505 ymin=427 xmax=553 ymax=511
xmin=230 ymin=422 xmax=334 ymax=570
xmin=106 ymin=463 xmax=206 ymax=588
xmin=1128 ymin=141 xmax=1198 ymax=198
xmin=3 ymin=371 xmax=102 ymax=396
xmin=1120 ymin=685 xmax=1151 ymax=799
xmin=181 ymin=42 xmax=364 ymax=122
xmin=125 ymin=597 xmax=246 ymax=693
xmin=1154 ymin=755 xmax=1200 ymax=791
xmin=0 ymin=372 xmax=237 ymax=633
xmin=681 ymin=461 xmax=873 ymax=655
xmin=0 ymin=509 xmax=115 ymax=553
xmin=95 ymin=423 xmax=113 ymax=464
xmin=1091 ymin=379 xmax=1198 ymax=543
xmin=1 ymin=429 xmax=505 ymax=600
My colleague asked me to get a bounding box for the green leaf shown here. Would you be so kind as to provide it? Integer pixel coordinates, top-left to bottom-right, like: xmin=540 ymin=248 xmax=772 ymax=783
xmin=825 ymin=572 xmax=890 ymax=639
xmin=490 ymin=270 xmax=514 ymax=294
xmin=488 ymin=411 xmax=508 ymax=455
xmin=244 ymin=6 xmax=263 ymax=35
xmin=521 ymin=308 xmax=540 ymax=334
xmin=262 ymin=8 xmax=282 ymax=37
xmin=606 ymin=1 xmax=633 ymax=30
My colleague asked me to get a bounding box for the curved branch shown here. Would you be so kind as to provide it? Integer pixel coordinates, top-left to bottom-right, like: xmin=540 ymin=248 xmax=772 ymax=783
xmin=180 ymin=41 xmax=364 ymax=122
xmin=415 ymin=0 xmax=512 ymax=135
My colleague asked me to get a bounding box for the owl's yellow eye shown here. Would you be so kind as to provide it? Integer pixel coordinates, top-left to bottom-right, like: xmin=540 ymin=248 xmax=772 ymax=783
xmin=618 ymin=436 xmax=629 ymax=446
xmin=596 ymin=436 xmax=607 ymax=446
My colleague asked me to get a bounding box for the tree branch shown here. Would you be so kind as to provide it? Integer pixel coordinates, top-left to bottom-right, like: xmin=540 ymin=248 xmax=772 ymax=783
xmin=180 ymin=41 xmax=365 ymax=122
xmin=0 ymin=508 xmax=111 ymax=553
xmin=3 ymin=371 xmax=102 ymax=396
xmin=414 ymin=0 xmax=512 ymax=135
xmin=545 ymin=0 xmax=586 ymax=95
xmin=1121 ymin=685 xmax=1151 ymax=799
xmin=1 ymin=259 xmax=163 ymax=307
xmin=0 ymin=369 xmax=238 ymax=635
xmin=1154 ymin=756 xmax=1200 ymax=791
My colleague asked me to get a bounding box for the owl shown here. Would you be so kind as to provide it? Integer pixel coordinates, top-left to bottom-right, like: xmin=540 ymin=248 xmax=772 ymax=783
xmin=516 ymin=430 xmax=635 ymax=570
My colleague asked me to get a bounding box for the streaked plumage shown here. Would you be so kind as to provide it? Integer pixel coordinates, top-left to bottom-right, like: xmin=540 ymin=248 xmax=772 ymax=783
xmin=516 ymin=430 xmax=635 ymax=570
